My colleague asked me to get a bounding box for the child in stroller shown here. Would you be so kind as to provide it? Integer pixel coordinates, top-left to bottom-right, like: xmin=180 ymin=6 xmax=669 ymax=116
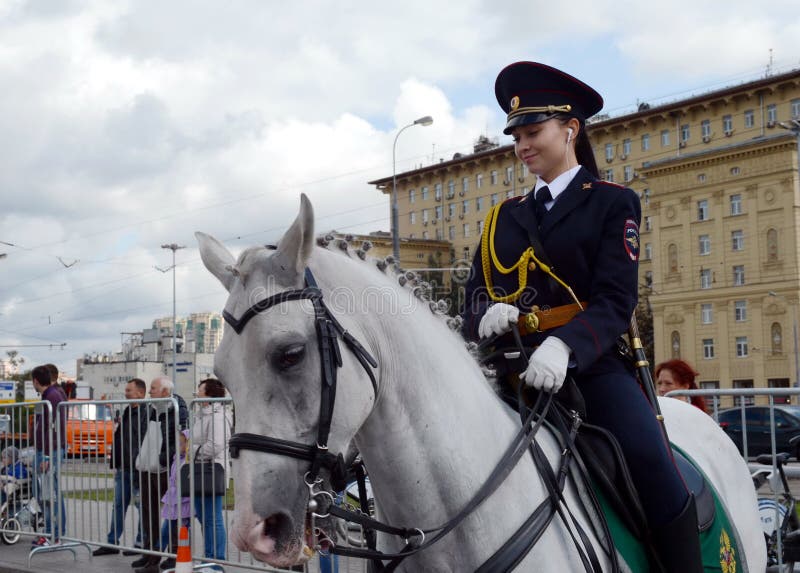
xmin=0 ymin=445 xmax=41 ymax=544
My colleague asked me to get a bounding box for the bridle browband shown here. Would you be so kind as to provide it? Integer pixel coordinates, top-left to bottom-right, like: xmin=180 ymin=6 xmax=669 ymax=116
xmin=225 ymin=267 xmax=378 ymax=491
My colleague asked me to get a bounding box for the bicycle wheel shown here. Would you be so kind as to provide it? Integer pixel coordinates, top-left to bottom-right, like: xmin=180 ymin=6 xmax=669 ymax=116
xmin=1 ymin=517 xmax=21 ymax=545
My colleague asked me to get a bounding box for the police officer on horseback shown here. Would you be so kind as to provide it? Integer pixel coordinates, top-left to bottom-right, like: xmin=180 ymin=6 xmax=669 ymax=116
xmin=461 ymin=61 xmax=703 ymax=573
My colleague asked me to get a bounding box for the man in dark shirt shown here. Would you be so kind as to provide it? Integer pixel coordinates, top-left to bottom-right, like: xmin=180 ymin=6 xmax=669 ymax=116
xmin=31 ymin=364 xmax=68 ymax=546
xmin=93 ymin=378 xmax=149 ymax=556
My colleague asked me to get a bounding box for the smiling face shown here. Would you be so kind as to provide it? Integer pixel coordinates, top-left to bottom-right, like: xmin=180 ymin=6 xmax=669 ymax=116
xmin=512 ymin=117 xmax=580 ymax=183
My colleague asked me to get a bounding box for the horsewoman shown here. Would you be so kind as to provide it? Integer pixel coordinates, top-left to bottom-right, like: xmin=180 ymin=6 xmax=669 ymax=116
xmin=461 ymin=61 xmax=702 ymax=572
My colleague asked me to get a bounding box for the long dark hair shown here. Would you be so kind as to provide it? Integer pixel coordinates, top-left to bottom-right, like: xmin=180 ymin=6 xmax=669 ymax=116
xmin=555 ymin=114 xmax=599 ymax=178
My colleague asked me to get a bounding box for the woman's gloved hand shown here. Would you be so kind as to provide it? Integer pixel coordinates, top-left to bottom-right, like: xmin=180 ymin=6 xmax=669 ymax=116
xmin=521 ymin=336 xmax=571 ymax=393
xmin=478 ymin=303 xmax=520 ymax=339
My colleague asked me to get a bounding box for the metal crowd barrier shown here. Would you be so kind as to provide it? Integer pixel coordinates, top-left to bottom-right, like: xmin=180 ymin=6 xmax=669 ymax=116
xmin=0 ymin=396 xmax=367 ymax=573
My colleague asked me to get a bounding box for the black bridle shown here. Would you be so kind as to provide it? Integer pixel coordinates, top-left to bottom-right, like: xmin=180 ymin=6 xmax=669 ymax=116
xmin=225 ymin=268 xmax=378 ymax=491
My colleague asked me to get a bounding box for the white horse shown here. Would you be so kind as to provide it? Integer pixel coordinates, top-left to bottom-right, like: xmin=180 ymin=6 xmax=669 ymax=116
xmin=197 ymin=195 xmax=766 ymax=572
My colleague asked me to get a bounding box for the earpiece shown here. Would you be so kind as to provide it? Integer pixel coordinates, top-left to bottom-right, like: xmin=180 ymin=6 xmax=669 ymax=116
xmin=566 ymin=128 xmax=574 ymax=144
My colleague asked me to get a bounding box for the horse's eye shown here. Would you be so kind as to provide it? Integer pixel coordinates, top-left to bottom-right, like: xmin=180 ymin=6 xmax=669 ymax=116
xmin=274 ymin=344 xmax=306 ymax=371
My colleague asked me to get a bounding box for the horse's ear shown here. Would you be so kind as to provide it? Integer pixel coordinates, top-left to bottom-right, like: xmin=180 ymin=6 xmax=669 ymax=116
xmin=195 ymin=232 xmax=236 ymax=292
xmin=275 ymin=193 xmax=315 ymax=273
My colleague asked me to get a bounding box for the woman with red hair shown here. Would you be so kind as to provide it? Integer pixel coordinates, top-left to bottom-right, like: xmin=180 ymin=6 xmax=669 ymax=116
xmin=655 ymin=359 xmax=708 ymax=413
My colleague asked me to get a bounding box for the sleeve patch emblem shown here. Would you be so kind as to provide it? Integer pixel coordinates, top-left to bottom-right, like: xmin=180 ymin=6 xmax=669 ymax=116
xmin=623 ymin=219 xmax=639 ymax=261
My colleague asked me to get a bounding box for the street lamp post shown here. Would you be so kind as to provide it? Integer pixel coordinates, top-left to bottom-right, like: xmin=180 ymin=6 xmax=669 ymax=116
xmin=769 ymin=291 xmax=800 ymax=393
xmin=392 ymin=115 xmax=434 ymax=263
xmin=161 ymin=243 xmax=185 ymax=384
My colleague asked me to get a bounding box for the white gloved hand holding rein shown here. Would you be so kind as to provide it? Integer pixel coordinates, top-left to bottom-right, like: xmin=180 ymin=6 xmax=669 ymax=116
xmin=478 ymin=303 xmax=520 ymax=339
xmin=521 ymin=336 xmax=571 ymax=393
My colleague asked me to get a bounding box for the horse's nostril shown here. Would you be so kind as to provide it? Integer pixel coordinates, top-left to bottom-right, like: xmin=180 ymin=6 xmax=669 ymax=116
xmin=261 ymin=512 xmax=294 ymax=545
xmin=263 ymin=514 xmax=279 ymax=538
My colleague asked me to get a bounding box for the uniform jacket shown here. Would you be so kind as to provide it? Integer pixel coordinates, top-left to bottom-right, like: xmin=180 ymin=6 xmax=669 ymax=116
xmin=462 ymin=167 xmax=641 ymax=377
xmin=110 ymin=403 xmax=149 ymax=471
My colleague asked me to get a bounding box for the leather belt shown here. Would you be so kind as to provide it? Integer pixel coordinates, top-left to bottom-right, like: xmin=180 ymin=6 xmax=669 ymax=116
xmin=518 ymin=302 xmax=587 ymax=336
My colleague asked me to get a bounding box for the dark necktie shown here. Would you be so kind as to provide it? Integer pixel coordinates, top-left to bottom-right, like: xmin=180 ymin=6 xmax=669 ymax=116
xmin=534 ymin=186 xmax=552 ymax=221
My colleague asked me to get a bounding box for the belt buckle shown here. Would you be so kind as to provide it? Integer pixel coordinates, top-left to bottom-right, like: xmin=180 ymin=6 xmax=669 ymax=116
xmin=524 ymin=306 xmax=540 ymax=332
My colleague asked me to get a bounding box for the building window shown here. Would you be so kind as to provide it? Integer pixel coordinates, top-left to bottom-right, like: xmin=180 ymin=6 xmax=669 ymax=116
xmin=461 ymin=199 xmax=469 ymax=214
xmin=701 ymin=303 xmax=713 ymax=324
xmin=680 ymin=123 xmax=690 ymax=142
xmin=734 ymin=300 xmax=747 ymax=322
xmin=722 ymin=115 xmax=733 ymax=134
xmin=697 ymin=199 xmax=709 ymax=221
xmin=604 ymin=168 xmax=614 ymax=182
xmin=772 ymin=323 xmax=783 ymax=354
xmin=644 ymin=216 xmax=652 ymax=231
xmin=434 ymin=205 xmax=442 ymax=219
xmin=490 ymin=193 xmax=499 ymax=206
xmin=447 ymin=202 xmax=455 ymax=218
xmin=793 ymin=98 xmax=800 ymax=118
xmin=505 ymin=166 xmax=513 ymax=183
xmin=767 ymin=104 xmax=777 ymax=124
xmin=463 ymin=246 xmax=470 ymax=259
xmin=490 ymin=170 xmax=498 ymax=185
xmin=769 ymin=378 xmax=791 ymax=404
xmin=448 ymin=180 xmax=455 ymax=198
xmin=731 ymin=230 xmax=744 ymax=251
xmin=701 ymin=119 xmax=711 ymax=138
xmin=767 ymin=228 xmax=779 ymax=261
xmin=476 ymin=196 xmax=484 ymax=212
xmin=744 ymin=109 xmax=754 ymax=128
xmin=623 ymin=165 xmax=633 ymax=182
xmin=520 ymin=163 xmax=529 ymax=178
xmin=422 ymin=231 xmax=429 ymax=239
xmin=700 ymin=269 xmax=712 ymax=289
xmin=476 ymin=173 xmax=483 ymax=188
xmin=421 ymin=186 xmax=429 ymax=201
xmin=605 ymin=143 xmax=614 ymax=161
xmin=703 ymin=339 xmax=715 ymax=359
xmin=644 ymin=270 xmax=653 ymax=287
xmin=506 ymin=189 xmax=514 ymax=198
xmin=463 ymin=223 xmax=470 ymax=238
xmin=435 ymin=228 xmax=443 ymax=240
xmin=422 ymin=209 xmax=429 ymax=223
xmin=661 ymin=129 xmax=670 ymax=147
xmin=641 ymin=133 xmax=650 ymax=151
xmin=697 ymin=173 xmax=706 ymax=183
xmin=671 ymin=331 xmax=681 ymax=359
xmin=643 ymin=188 xmax=650 ymax=206
xmin=462 ymin=177 xmax=469 ymax=193
xmin=477 ymin=220 xmax=484 ymax=235
xmin=448 ymin=225 xmax=455 ymax=240
xmin=622 ymin=138 xmax=631 ymax=157
xmin=409 ymin=211 xmax=416 ymax=224
xmin=730 ymin=193 xmax=742 ymax=215
xmin=733 ymin=265 xmax=745 ymax=286
xmin=735 ymin=336 xmax=748 ymax=358
xmin=668 ymin=243 xmax=679 ymax=273
xmin=698 ymin=234 xmax=711 ymax=256
xmin=409 ymin=189 xmax=415 ymax=204
xmin=733 ymin=379 xmax=754 ymax=406
xmin=644 ymin=243 xmax=652 ymax=260
xmin=730 ymin=166 xmax=741 ymax=176
xmin=434 ymin=183 xmax=442 ymax=201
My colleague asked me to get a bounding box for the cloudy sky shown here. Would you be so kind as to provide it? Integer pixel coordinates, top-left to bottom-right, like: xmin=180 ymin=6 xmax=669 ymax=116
xmin=2 ymin=0 xmax=799 ymax=376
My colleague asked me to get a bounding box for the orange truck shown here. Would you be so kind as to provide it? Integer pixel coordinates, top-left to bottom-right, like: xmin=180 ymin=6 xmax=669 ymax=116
xmin=64 ymin=401 xmax=114 ymax=457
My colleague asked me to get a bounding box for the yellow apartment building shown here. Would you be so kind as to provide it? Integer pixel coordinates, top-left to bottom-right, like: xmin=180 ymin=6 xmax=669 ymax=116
xmin=371 ymin=67 xmax=800 ymax=398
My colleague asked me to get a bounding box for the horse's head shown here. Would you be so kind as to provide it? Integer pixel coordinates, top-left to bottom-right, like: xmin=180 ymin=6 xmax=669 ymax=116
xmin=196 ymin=195 xmax=377 ymax=567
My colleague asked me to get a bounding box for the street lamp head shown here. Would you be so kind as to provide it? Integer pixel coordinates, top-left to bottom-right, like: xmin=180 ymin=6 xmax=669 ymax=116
xmin=414 ymin=115 xmax=434 ymax=127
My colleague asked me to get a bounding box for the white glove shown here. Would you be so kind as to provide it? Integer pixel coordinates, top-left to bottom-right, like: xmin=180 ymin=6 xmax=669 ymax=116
xmin=521 ymin=336 xmax=572 ymax=393
xmin=478 ymin=303 xmax=520 ymax=339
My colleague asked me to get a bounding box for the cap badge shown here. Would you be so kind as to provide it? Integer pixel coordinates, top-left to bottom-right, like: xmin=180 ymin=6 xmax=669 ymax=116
xmin=510 ymin=96 xmax=520 ymax=111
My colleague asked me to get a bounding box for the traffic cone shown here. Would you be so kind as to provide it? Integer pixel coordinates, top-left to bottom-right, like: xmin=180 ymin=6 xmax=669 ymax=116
xmin=174 ymin=525 xmax=192 ymax=573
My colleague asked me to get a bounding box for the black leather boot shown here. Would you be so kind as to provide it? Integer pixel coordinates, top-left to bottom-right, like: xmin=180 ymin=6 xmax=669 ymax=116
xmin=652 ymin=495 xmax=703 ymax=573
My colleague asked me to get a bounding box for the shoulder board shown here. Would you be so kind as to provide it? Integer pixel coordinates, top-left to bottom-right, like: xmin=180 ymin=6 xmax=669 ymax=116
xmin=594 ymin=179 xmax=628 ymax=190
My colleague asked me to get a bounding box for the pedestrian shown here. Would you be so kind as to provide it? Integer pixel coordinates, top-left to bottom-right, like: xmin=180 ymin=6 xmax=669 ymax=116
xmin=0 ymin=446 xmax=29 ymax=505
xmin=30 ymin=364 xmax=67 ymax=547
xmin=157 ymin=429 xmax=192 ymax=572
xmin=191 ymin=378 xmax=232 ymax=563
xmin=132 ymin=376 xmax=180 ymax=572
xmin=656 ymin=359 xmax=708 ymax=413
xmin=462 ymin=61 xmax=702 ymax=572
xmin=93 ymin=378 xmax=149 ymax=556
